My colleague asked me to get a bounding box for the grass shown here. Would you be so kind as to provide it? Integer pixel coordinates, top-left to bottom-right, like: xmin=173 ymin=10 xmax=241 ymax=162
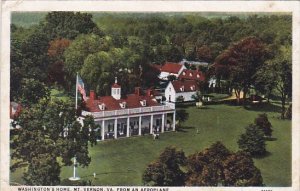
xmin=10 ymin=103 xmax=291 ymax=186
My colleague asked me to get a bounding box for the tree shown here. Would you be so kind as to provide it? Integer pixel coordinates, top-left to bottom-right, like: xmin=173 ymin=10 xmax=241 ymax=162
xmin=238 ymin=124 xmax=266 ymax=156
xmin=143 ymin=146 xmax=186 ymax=186
xmin=64 ymin=34 xmax=109 ymax=81
xmin=43 ymin=12 xmax=102 ymax=40
xmin=185 ymin=142 xmax=263 ymax=186
xmin=266 ymin=45 xmax=292 ymax=119
xmin=223 ymin=151 xmax=263 ymax=186
xmin=175 ymin=109 xmax=189 ymax=130
xmin=186 ymin=142 xmax=231 ymax=186
xmin=196 ymin=45 xmax=212 ymax=62
xmin=18 ymin=78 xmax=50 ymax=107
xmin=254 ymin=113 xmax=273 ymax=137
xmin=47 ymin=38 xmax=71 ymax=85
xmin=11 ymin=99 xmax=98 ymax=185
xmin=215 ymin=37 xmax=268 ymax=104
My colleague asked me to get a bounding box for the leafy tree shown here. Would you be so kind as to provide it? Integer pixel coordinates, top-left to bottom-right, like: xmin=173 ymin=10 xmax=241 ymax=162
xmin=238 ymin=124 xmax=266 ymax=156
xmin=64 ymin=34 xmax=109 ymax=81
xmin=196 ymin=45 xmax=212 ymax=62
xmin=80 ymin=51 xmax=112 ymax=95
xmin=175 ymin=109 xmax=189 ymax=130
xmin=43 ymin=12 xmax=102 ymax=40
xmin=11 ymin=99 xmax=98 ymax=185
xmin=47 ymin=38 xmax=71 ymax=85
xmin=141 ymin=63 xmax=160 ymax=88
xmin=17 ymin=78 xmax=50 ymax=107
xmin=254 ymin=113 xmax=273 ymax=137
xmin=215 ymin=37 xmax=268 ymax=104
xmin=265 ymin=45 xmax=292 ymax=119
xmin=223 ymin=152 xmax=263 ymax=186
xmin=143 ymin=146 xmax=186 ymax=186
xmin=23 ymin=154 xmax=61 ymax=185
xmin=186 ymin=142 xmax=231 ymax=186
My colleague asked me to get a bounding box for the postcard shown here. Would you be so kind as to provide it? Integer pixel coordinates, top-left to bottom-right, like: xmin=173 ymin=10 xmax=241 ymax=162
xmin=1 ymin=1 xmax=299 ymax=191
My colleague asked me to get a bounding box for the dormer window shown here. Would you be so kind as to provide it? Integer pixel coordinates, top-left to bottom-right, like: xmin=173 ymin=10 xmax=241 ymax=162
xmin=182 ymin=72 xmax=186 ymax=75
xmin=99 ymin=103 xmax=105 ymax=111
xmin=180 ymin=86 xmax=184 ymax=92
xmin=197 ymin=74 xmax=200 ymax=78
xmin=120 ymin=102 xmax=126 ymax=109
xmin=189 ymin=73 xmax=192 ymax=77
xmin=140 ymin=100 xmax=147 ymax=106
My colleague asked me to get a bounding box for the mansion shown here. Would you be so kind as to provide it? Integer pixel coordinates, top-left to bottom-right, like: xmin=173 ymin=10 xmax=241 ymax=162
xmin=81 ymin=78 xmax=176 ymax=140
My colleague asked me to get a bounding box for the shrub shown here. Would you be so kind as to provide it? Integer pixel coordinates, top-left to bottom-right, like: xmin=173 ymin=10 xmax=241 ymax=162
xmin=238 ymin=124 xmax=266 ymax=156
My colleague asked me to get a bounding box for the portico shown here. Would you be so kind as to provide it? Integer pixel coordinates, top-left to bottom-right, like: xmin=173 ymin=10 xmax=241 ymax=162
xmin=84 ymin=109 xmax=176 ymax=141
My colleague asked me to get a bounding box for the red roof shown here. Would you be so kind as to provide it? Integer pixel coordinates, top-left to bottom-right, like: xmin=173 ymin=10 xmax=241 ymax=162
xmin=112 ymin=83 xmax=121 ymax=88
xmin=160 ymin=62 xmax=183 ymax=74
xmin=85 ymin=94 xmax=160 ymax=112
xmin=171 ymin=80 xmax=199 ymax=93
xmin=178 ymin=69 xmax=205 ymax=81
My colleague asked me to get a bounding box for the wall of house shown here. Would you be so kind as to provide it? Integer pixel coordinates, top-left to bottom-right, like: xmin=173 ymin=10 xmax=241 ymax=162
xmin=165 ymin=83 xmax=176 ymax=102
xmin=165 ymin=82 xmax=197 ymax=102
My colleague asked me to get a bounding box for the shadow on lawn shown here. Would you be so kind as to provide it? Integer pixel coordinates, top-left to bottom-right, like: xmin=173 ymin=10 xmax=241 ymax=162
xmin=243 ymin=103 xmax=282 ymax=113
xmin=80 ymin=169 xmax=136 ymax=179
xmin=177 ymin=126 xmax=195 ymax=133
xmin=252 ymin=151 xmax=272 ymax=159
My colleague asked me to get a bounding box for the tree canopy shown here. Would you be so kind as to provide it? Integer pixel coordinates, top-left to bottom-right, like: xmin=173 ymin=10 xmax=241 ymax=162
xmin=11 ymin=99 xmax=98 ymax=185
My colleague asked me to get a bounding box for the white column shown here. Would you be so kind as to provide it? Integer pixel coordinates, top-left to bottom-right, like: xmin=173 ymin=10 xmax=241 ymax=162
xmin=101 ymin=120 xmax=105 ymax=140
xmin=150 ymin=115 xmax=153 ymax=134
xmin=173 ymin=112 xmax=176 ymax=131
xmin=161 ymin=114 xmax=165 ymax=133
xmin=114 ymin=118 xmax=118 ymax=139
xmin=127 ymin=117 xmax=130 ymax=137
xmin=138 ymin=116 xmax=142 ymax=135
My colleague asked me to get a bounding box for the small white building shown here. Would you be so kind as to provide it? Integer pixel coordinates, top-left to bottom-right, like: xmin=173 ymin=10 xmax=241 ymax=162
xmin=82 ymin=78 xmax=176 ymax=140
xmin=165 ymin=80 xmax=199 ymax=103
xmin=158 ymin=62 xmax=186 ymax=80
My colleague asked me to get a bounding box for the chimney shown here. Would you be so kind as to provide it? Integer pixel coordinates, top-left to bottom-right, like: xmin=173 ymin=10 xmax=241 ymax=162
xmin=147 ymin=89 xmax=152 ymax=96
xmin=135 ymin=87 xmax=141 ymax=96
xmin=90 ymin=90 xmax=95 ymax=101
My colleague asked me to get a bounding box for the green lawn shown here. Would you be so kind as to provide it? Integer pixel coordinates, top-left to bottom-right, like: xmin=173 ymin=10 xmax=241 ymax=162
xmin=10 ymin=103 xmax=291 ymax=186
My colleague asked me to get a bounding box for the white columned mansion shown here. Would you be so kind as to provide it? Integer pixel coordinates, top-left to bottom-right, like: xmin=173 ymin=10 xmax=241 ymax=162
xmin=81 ymin=78 xmax=176 ymax=140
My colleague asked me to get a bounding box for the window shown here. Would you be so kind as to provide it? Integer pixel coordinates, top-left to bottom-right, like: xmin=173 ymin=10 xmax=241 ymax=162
xmin=197 ymin=74 xmax=200 ymax=78
xmin=140 ymin=100 xmax=147 ymax=106
xmin=189 ymin=73 xmax=192 ymax=77
xmin=169 ymin=87 xmax=171 ymax=92
xmin=99 ymin=103 xmax=105 ymax=111
xmin=120 ymin=102 xmax=126 ymax=109
xmin=180 ymin=86 xmax=184 ymax=92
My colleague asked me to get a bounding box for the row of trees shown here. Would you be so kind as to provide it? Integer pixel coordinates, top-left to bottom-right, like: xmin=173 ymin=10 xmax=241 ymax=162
xmin=11 ymin=12 xmax=292 ymax=117
xmin=143 ymin=143 xmax=263 ymax=186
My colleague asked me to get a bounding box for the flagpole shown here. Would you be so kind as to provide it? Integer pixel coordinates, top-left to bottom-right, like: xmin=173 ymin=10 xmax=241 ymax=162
xmin=69 ymin=72 xmax=80 ymax=181
xmin=75 ymin=72 xmax=78 ymax=109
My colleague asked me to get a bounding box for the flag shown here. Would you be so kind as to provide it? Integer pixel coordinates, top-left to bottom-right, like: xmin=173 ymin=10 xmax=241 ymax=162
xmin=77 ymin=75 xmax=87 ymax=101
